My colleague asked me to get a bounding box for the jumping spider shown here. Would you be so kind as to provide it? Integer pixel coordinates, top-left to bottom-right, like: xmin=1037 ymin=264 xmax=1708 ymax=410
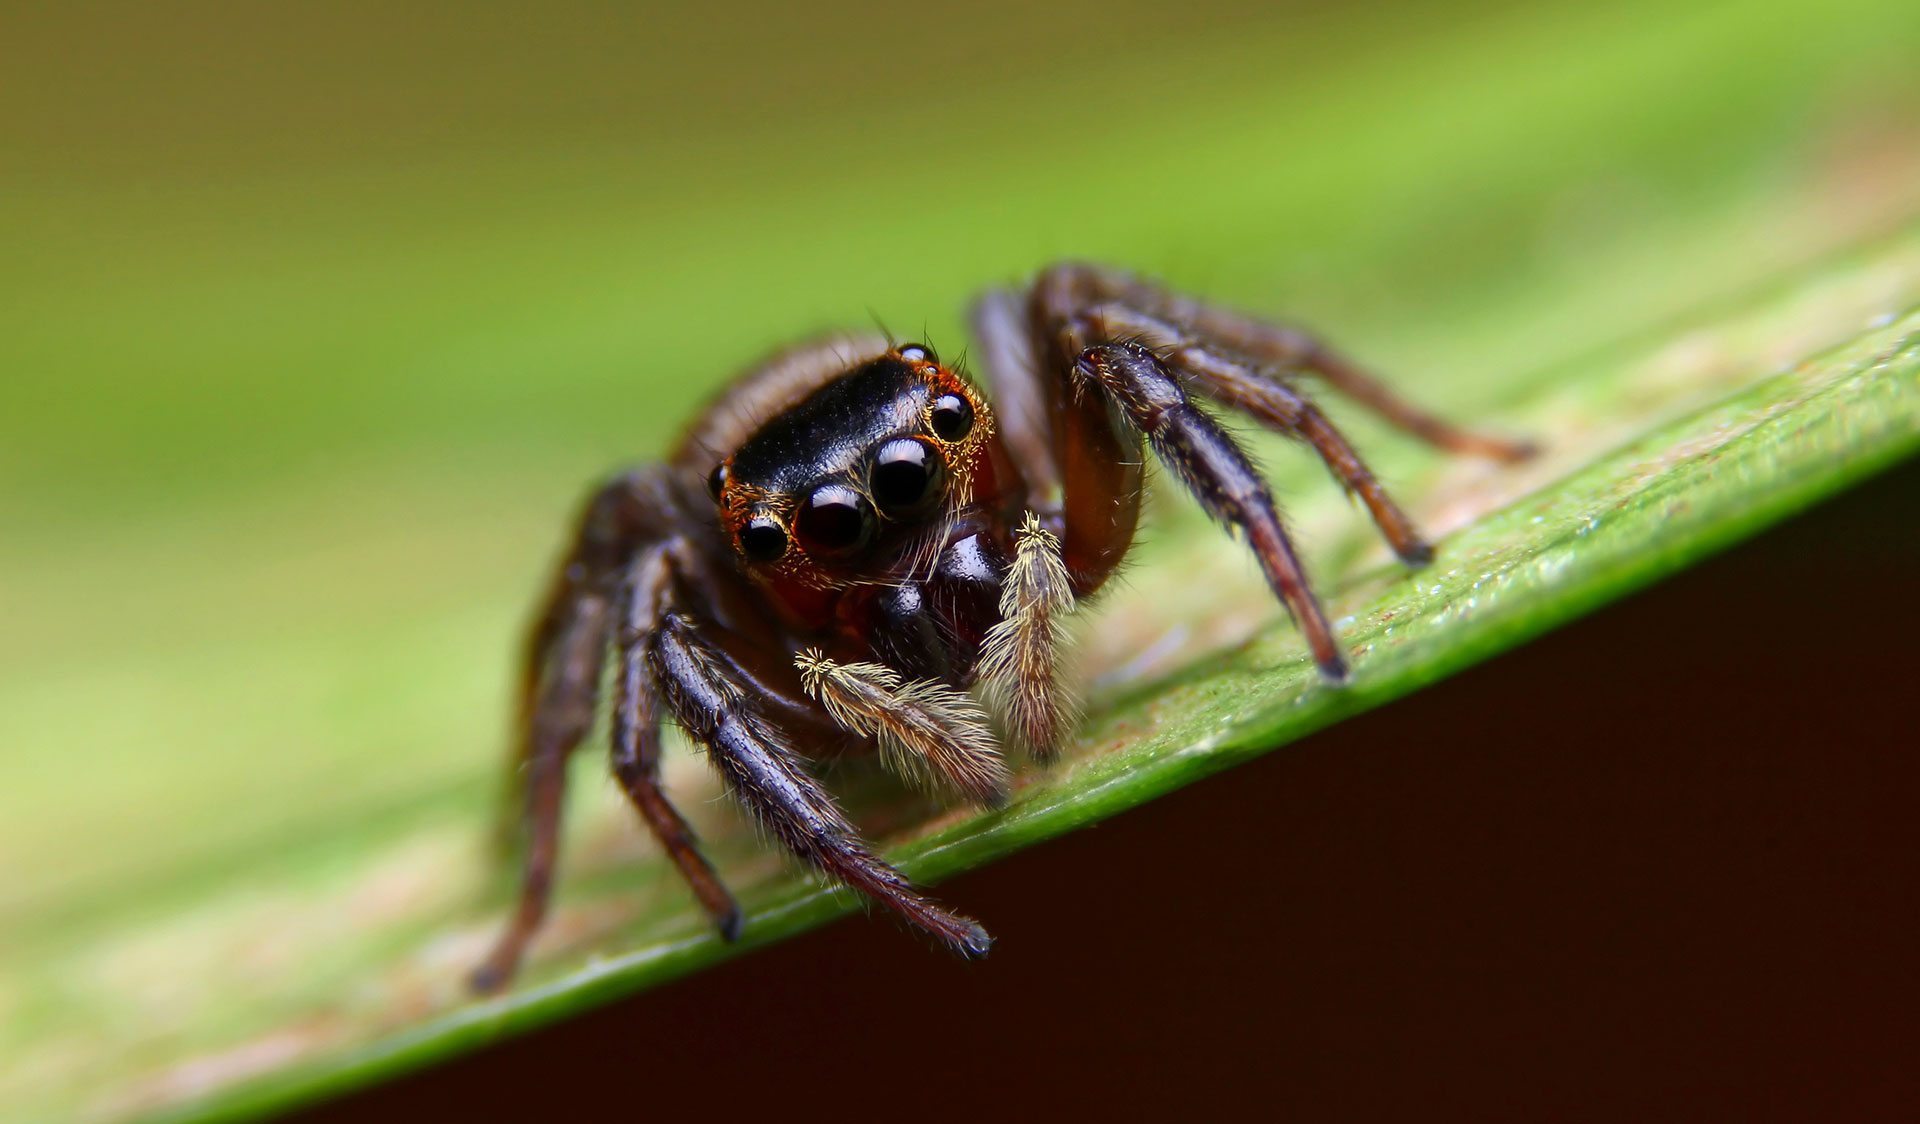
xmin=473 ymin=262 xmax=1531 ymax=991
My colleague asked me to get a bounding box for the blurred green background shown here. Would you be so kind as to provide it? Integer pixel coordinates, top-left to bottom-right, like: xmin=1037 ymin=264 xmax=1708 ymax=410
xmin=4 ymin=0 xmax=1919 ymax=1119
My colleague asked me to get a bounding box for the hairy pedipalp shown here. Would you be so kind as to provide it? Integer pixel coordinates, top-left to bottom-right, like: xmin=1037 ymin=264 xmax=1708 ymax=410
xmin=979 ymin=512 xmax=1078 ymax=758
xmin=794 ymin=649 xmax=1010 ymax=806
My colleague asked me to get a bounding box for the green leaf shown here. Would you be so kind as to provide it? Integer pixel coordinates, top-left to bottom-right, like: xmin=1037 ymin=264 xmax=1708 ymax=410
xmin=4 ymin=1 xmax=1920 ymax=1120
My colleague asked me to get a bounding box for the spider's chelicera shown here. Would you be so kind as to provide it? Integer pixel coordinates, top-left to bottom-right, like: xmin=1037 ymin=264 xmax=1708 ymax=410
xmin=474 ymin=263 xmax=1533 ymax=991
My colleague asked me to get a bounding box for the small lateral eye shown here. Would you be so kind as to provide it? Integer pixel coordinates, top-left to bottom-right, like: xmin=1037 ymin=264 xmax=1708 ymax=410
xmin=707 ymin=462 xmax=729 ymax=500
xmin=897 ymin=342 xmax=936 ymax=364
xmin=794 ymin=483 xmax=875 ymax=557
xmin=870 ymin=437 xmax=946 ymax=518
xmin=738 ymin=516 xmax=788 ymax=563
xmin=929 ymin=393 xmax=974 ymax=441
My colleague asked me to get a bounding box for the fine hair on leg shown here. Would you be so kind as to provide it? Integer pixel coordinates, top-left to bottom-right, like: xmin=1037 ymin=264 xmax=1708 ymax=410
xmin=608 ymin=541 xmax=743 ymax=940
xmin=1073 ymin=339 xmax=1349 ymax=682
xmin=1082 ymin=300 xmax=1436 ymax=566
xmin=651 ymin=613 xmax=993 ymax=955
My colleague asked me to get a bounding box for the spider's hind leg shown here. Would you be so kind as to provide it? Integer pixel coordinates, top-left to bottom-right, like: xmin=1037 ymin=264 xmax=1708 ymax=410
xmin=474 ymin=470 xmax=740 ymax=994
xmin=1047 ymin=262 xmax=1535 ymax=463
xmin=474 ymin=472 xmax=639 ymax=993
xmin=609 ymin=540 xmax=742 ymax=942
xmin=1220 ymin=320 xmax=1537 ymax=463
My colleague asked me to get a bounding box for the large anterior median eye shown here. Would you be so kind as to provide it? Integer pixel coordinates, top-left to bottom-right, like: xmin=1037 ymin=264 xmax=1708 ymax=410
xmin=795 ymin=483 xmax=875 ymax=557
xmin=869 ymin=437 xmax=947 ymax=519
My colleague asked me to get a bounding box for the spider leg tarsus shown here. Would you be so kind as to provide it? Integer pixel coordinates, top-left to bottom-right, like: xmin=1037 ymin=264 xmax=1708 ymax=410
xmin=716 ymin=905 xmax=745 ymax=943
xmin=1493 ymin=436 xmax=1542 ymax=463
xmin=469 ymin=961 xmax=510 ymax=996
xmin=1397 ymin=538 xmax=1436 ymax=568
xmin=955 ymin=920 xmax=995 ymax=957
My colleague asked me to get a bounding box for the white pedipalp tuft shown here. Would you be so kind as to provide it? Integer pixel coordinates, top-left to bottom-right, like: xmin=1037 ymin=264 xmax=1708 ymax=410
xmin=979 ymin=513 xmax=1080 ymax=757
xmin=795 ymin=648 xmax=1009 ymax=806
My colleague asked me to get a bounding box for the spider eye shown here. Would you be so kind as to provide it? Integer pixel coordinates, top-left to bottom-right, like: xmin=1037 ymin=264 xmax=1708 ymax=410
xmin=707 ymin=462 xmax=729 ymax=500
xmin=738 ymin=516 xmax=788 ymax=563
xmin=794 ymin=484 xmax=875 ymax=558
xmin=869 ymin=437 xmax=947 ymax=518
xmin=898 ymin=343 xmax=936 ymax=364
xmin=930 ymin=393 xmax=974 ymax=442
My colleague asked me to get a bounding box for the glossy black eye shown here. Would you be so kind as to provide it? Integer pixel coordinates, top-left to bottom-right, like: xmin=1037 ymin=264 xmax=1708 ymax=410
xmin=707 ymin=462 xmax=729 ymax=500
xmin=930 ymin=393 xmax=974 ymax=441
xmin=794 ymin=484 xmax=874 ymax=557
xmin=737 ymin=516 xmax=788 ymax=563
xmin=869 ymin=437 xmax=946 ymax=518
xmin=898 ymin=342 xmax=936 ymax=364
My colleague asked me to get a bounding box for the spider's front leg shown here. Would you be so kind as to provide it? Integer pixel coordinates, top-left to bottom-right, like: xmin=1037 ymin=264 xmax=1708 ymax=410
xmin=477 ymin=467 xmax=993 ymax=992
xmin=650 ymin=613 xmax=994 ymax=957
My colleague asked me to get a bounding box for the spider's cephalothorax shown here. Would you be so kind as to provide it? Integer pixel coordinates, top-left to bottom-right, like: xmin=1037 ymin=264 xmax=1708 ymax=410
xmin=708 ymin=346 xmax=998 ymax=595
xmin=473 ymin=263 xmax=1533 ymax=992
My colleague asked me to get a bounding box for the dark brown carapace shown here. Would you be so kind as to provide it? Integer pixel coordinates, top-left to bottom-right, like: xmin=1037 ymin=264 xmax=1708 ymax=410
xmin=473 ymin=263 xmax=1533 ymax=991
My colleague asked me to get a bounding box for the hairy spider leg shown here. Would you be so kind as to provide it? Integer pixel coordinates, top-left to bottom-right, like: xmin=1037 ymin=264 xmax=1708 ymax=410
xmin=1021 ymin=265 xmax=1347 ymax=680
xmin=477 ymin=470 xmax=737 ymax=993
xmin=1071 ymin=338 xmax=1350 ymax=682
xmin=977 ymin=286 xmax=1147 ymax=592
xmin=1039 ymin=262 xmax=1535 ymax=462
xmin=476 ymin=466 xmax=992 ymax=992
xmin=650 ymin=613 xmax=993 ymax=956
xmin=1084 ymin=301 xmax=1435 ymax=566
xmin=492 ymin=516 xmax=599 ymax=855
xmin=970 ymin=290 xmax=1060 ymax=507
xmin=610 ymin=540 xmax=742 ymax=939
xmin=473 ymin=474 xmax=623 ymax=992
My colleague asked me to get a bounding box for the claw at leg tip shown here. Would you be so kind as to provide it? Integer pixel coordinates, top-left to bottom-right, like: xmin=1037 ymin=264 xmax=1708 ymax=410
xmin=1318 ymin=655 xmax=1352 ymax=685
xmin=468 ymin=962 xmax=508 ymax=996
xmin=1498 ymin=437 xmax=1542 ymax=463
xmin=959 ymin=923 xmax=995 ymax=957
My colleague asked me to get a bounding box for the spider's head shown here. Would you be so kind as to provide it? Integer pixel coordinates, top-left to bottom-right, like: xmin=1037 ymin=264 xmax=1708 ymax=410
xmin=707 ymin=343 xmax=993 ymax=585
